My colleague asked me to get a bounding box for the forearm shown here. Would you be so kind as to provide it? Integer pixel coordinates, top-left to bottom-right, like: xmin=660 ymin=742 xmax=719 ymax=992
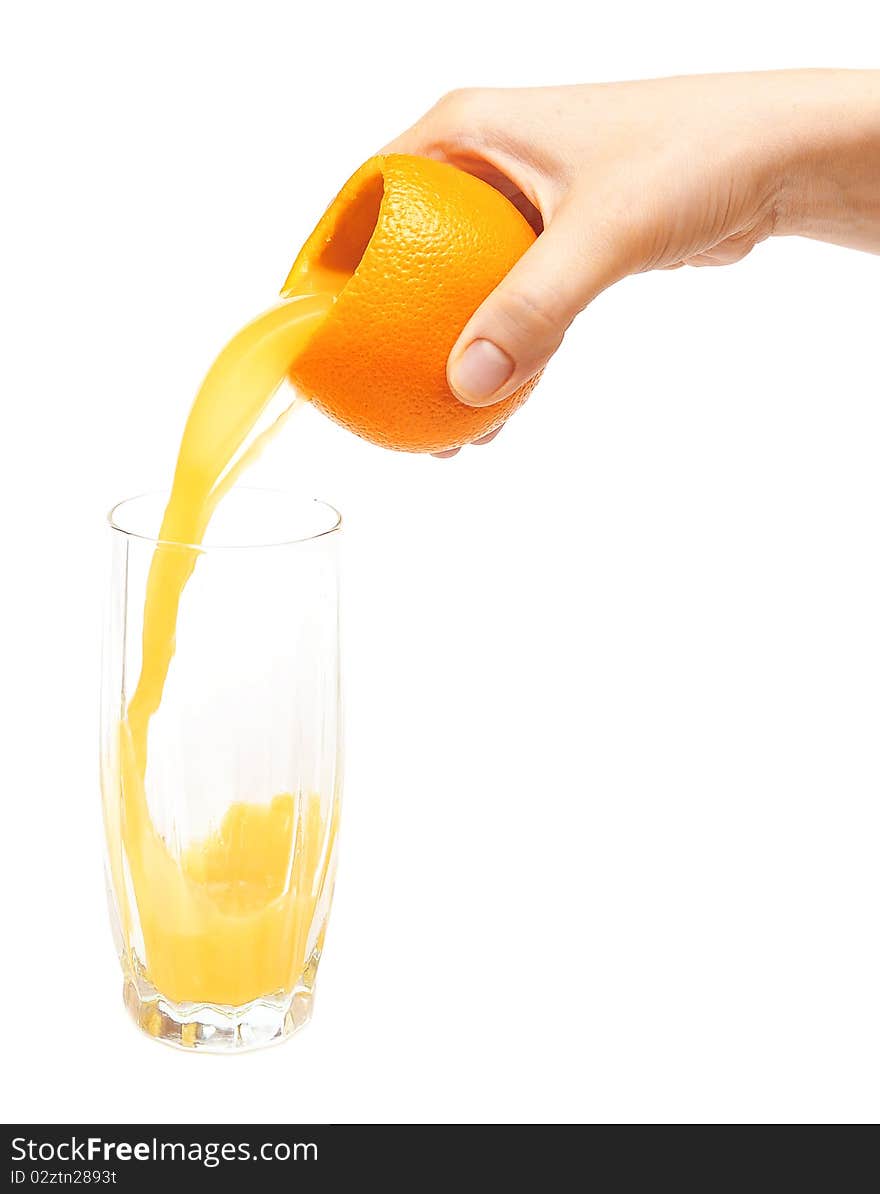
xmin=386 ymin=72 xmax=880 ymax=431
xmin=772 ymin=69 xmax=880 ymax=253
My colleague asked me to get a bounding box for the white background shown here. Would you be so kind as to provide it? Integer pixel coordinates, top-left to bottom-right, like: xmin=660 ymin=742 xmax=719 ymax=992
xmin=2 ymin=0 xmax=879 ymax=1125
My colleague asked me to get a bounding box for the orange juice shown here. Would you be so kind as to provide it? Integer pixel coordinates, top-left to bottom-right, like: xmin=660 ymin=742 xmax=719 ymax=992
xmin=107 ymin=291 xmax=339 ymax=1008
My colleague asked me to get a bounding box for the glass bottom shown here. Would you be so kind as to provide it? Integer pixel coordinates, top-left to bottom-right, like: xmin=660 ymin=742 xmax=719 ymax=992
xmin=123 ymin=975 xmax=314 ymax=1053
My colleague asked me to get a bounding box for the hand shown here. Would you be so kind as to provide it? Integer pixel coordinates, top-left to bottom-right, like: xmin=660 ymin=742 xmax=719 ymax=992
xmin=385 ymin=71 xmax=880 ymax=455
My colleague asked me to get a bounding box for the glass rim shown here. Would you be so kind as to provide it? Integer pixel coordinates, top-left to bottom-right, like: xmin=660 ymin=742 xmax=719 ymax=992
xmin=107 ymin=487 xmax=343 ymax=551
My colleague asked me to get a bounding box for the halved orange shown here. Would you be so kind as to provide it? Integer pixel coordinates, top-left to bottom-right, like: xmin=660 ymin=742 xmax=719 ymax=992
xmin=283 ymin=154 xmax=540 ymax=454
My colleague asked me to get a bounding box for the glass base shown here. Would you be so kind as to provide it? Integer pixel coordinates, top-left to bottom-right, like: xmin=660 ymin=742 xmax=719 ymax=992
xmin=123 ymin=975 xmax=314 ymax=1053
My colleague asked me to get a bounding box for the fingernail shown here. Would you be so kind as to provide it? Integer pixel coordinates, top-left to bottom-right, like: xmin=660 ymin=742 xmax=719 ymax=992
xmin=450 ymin=340 xmax=515 ymax=406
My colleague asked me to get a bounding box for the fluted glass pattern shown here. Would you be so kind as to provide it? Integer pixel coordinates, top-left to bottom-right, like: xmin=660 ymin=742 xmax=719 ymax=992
xmin=100 ymin=489 xmax=343 ymax=1052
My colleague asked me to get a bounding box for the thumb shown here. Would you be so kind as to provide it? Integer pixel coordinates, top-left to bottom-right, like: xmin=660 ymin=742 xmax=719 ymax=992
xmin=447 ymin=201 xmax=629 ymax=407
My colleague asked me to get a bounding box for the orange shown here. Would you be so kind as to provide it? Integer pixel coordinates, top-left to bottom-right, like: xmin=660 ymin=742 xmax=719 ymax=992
xmin=282 ymin=154 xmax=540 ymax=454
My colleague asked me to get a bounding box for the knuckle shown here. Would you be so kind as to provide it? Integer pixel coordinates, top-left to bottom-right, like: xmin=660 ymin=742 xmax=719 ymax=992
xmin=432 ymin=87 xmax=481 ymax=120
xmin=494 ymin=285 xmax=564 ymax=347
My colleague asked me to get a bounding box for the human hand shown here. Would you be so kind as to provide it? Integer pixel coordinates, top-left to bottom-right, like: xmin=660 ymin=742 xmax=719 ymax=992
xmin=385 ymin=71 xmax=880 ymax=455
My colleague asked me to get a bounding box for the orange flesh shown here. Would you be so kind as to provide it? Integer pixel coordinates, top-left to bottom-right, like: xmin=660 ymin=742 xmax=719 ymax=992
xmin=105 ymin=154 xmax=538 ymax=1003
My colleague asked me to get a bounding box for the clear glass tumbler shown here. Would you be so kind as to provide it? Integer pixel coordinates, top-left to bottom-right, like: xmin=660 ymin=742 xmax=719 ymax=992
xmin=100 ymin=488 xmax=342 ymax=1052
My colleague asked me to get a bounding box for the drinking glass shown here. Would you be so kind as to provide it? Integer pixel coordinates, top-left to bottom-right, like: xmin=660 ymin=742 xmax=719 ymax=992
xmin=100 ymin=488 xmax=343 ymax=1052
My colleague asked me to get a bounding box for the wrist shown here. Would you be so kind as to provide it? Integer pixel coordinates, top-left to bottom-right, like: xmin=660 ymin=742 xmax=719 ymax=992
xmin=770 ymin=70 xmax=880 ymax=250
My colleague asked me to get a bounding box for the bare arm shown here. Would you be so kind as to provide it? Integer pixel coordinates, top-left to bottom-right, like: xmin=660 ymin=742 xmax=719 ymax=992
xmin=385 ymin=71 xmax=880 ymax=449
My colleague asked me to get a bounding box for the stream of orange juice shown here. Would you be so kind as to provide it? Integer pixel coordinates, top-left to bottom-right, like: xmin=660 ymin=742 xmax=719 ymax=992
xmin=108 ymin=290 xmax=340 ymax=1008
